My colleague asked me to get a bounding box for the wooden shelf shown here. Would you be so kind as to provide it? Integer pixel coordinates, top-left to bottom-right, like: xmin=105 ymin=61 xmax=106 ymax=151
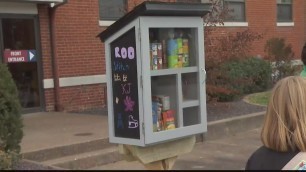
xmin=150 ymin=66 xmax=198 ymax=76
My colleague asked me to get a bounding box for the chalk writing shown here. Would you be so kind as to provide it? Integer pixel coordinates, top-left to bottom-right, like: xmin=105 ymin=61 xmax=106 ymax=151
xmin=117 ymin=113 xmax=124 ymax=129
xmin=115 ymin=47 xmax=135 ymax=59
xmin=128 ymin=115 xmax=138 ymax=128
xmin=121 ymin=83 xmax=131 ymax=95
xmin=113 ymin=61 xmax=130 ymax=72
xmin=113 ymin=73 xmax=128 ymax=82
xmin=111 ymin=28 xmax=140 ymax=139
xmin=122 ymin=74 xmax=128 ymax=82
xmin=124 ymin=96 xmax=135 ymax=112
xmin=114 ymin=73 xmax=121 ymax=81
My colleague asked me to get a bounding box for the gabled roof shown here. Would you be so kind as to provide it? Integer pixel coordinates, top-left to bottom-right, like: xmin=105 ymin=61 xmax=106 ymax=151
xmin=98 ymin=1 xmax=210 ymax=42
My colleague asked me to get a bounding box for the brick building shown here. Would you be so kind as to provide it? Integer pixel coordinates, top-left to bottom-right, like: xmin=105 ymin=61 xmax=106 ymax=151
xmin=0 ymin=0 xmax=304 ymax=113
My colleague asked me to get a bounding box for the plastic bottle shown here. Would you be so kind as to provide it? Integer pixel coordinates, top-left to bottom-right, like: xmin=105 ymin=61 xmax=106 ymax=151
xmin=167 ymin=29 xmax=178 ymax=68
xmin=177 ymin=30 xmax=184 ymax=68
xmin=182 ymin=34 xmax=189 ymax=67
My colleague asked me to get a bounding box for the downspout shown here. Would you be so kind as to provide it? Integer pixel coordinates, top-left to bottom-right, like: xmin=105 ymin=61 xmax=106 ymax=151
xmin=49 ymin=0 xmax=67 ymax=111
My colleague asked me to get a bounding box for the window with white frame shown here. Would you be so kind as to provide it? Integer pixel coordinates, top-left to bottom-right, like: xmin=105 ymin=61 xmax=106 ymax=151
xmin=277 ymin=0 xmax=292 ymax=22
xmin=176 ymin=0 xmax=207 ymax=3
xmin=99 ymin=0 xmax=127 ymax=21
xmin=176 ymin=0 xmax=213 ymax=8
xmin=223 ymin=0 xmax=245 ymax=22
xmin=176 ymin=0 xmax=246 ymax=22
xmin=176 ymin=0 xmax=212 ymax=9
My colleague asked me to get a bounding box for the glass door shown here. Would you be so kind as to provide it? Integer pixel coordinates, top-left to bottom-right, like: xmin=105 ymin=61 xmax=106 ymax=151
xmin=140 ymin=16 xmax=207 ymax=145
xmin=0 ymin=17 xmax=42 ymax=110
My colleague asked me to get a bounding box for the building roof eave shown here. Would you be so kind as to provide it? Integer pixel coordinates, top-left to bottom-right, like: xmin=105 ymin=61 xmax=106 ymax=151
xmin=1 ymin=0 xmax=66 ymax=6
xmin=98 ymin=1 xmax=210 ymax=42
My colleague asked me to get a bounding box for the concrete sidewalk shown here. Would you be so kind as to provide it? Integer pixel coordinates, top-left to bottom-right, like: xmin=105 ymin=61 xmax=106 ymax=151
xmin=92 ymin=128 xmax=262 ymax=170
xmin=21 ymin=112 xmax=108 ymax=153
xmin=176 ymin=128 xmax=261 ymax=170
xmin=20 ymin=111 xmax=265 ymax=170
xmin=21 ymin=111 xmax=264 ymax=153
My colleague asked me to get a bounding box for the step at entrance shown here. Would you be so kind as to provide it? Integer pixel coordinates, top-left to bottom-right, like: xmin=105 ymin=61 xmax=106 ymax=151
xmin=43 ymin=147 xmax=123 ymax=170
xmin=22 ymin=138 xmax=124 ymax=170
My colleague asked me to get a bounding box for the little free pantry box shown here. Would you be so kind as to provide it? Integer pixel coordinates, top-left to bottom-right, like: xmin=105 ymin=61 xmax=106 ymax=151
xmin=98 ymin=1 xmax=210 ymax=147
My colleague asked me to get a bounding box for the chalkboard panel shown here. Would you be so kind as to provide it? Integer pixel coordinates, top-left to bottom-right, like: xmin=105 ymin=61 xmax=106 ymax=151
xmin=110 ymin=28 xmax=140 ymax=139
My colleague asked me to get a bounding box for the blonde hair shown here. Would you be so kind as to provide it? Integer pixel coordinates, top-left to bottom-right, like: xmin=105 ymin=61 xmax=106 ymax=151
xmin=261 ymin=76 xmax=306 ymax=152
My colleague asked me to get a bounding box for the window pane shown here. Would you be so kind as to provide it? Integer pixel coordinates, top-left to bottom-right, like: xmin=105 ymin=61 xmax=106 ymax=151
xmin=176 ymin=0 xmax=211 ymax=7
xmin=227 ymin=0 xmax=244 ymax=2
xmin=176 ymin=0 xmax=202 ymax=3
xmin=277 ymin=4 xmax=292 ymax=22
xmin=99 ymin=0 xmax=126 ymax=20
xmin=225 ymin=1 xmax=245 ymax=22
xmin=3 ymin=19 xmax=35 ymax=50
xmin=277 ymin=0 xmax=292 ymax=4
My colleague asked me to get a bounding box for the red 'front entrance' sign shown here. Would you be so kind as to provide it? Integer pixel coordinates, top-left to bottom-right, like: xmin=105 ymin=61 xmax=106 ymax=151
xmin=3 ymin=50 xmax=37 ymax=63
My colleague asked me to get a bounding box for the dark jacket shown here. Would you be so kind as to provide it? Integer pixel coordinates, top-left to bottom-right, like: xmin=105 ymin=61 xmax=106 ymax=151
xmin=245 ymin=146 xmax=299 ymax=170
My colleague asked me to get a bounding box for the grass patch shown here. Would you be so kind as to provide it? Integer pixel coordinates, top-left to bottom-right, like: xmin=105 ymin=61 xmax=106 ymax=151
xmin=245 ymin=91 xmax=271 ymax=106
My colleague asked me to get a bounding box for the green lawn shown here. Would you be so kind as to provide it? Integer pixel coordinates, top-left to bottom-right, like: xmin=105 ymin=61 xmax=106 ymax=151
xmin=244 ymin=91 xmax=271 ymax=106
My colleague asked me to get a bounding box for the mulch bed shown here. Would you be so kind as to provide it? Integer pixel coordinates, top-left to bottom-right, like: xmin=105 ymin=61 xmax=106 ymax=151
xmin=206 ymin=99 xmax=266 ymax=122
xmin=74 ymin=99 xmax=267 ymax=122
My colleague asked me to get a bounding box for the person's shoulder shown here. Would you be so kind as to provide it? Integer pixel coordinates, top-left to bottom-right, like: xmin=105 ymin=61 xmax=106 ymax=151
xmin=249 ymin=146 xmax=267 ymax=159
xmin=245 ymin=146 xmax=271 ymax=170
xmin=246 ymin=146 xmax=264 ymax=167
xmin=246 ymin=146 xmax=299 ymax=170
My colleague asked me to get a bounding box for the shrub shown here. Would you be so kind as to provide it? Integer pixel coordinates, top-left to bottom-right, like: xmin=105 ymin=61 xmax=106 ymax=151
xmin=221 ymin=57 xmax=272 ymax=94
xmin=206 ymin=84 xmax=239 ymax=102
xmin=0 ymin=150 xmax=19 ymax=170
xmin=206 ymin=57 xmax=272 ymax=102
xmin=264 ymin=37 xmax=299 ymax=83
xmin=0 ymin=63 xmax=23 ymax=169
xmin=202 ymin=0 xmax=264 ymax=102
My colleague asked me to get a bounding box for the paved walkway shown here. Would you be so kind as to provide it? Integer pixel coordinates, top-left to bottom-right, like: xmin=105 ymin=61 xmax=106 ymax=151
xmin=21 ymin=112 xmax=262 ymax=170
xmin=92 ymin=128 xmax=262 ymax=170
xmin=21 ymin=112 xmax=108 ymax=153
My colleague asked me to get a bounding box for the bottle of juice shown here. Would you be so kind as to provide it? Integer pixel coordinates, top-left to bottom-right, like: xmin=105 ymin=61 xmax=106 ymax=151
xmin=167 ymin=29 xmax=178 ymax=68
xmin=177 ymin=30 xmax=184 ymax=68
xmin=182 ymin=36 xmax=189 ymax=67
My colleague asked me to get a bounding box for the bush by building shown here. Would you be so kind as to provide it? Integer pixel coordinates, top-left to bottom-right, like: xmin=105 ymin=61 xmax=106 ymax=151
xmin=206 ymin=57 xmax=272 ymax=102
xmin=264 ymin=37 xmax=300 ymax=83
xmin=221 ymin=57 xmax=272 ymax=94
xmin=0 ymin=63 xmax=23 ymax=170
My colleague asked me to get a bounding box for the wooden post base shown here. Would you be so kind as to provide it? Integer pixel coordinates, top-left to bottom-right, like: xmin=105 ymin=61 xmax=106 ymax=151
xmin=118 ymin=136 xmax=196 ymax=170
xmin=143 ymin=156 xmax=177 ymax=170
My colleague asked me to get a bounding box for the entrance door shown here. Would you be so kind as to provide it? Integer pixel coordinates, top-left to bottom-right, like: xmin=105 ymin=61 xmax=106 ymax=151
xmin=0 ymin=16 xmax=42 ymax=110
